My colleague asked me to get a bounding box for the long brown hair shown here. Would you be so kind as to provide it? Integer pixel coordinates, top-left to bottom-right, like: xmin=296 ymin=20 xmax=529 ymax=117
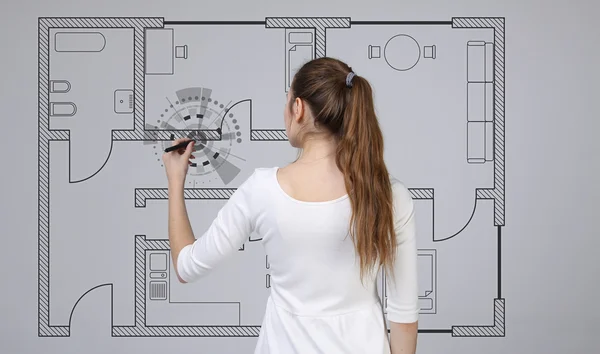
xmin=290 ymin=57 xmax=396 ymax=282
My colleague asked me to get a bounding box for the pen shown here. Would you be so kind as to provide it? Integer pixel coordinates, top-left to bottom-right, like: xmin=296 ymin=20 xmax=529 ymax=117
xmin=164 ymin=140 xmax=195 ymax=153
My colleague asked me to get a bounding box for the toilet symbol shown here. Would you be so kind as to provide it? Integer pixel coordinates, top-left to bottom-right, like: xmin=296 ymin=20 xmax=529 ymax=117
xmin=49 ymin=80 xmax=71 ymax=93
xmin=49 ymin=102 xmax=77 ymax=117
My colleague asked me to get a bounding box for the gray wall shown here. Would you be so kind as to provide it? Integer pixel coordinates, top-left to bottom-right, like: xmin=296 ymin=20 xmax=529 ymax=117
xmin=0 ymin=0 xmax=598 ymax=353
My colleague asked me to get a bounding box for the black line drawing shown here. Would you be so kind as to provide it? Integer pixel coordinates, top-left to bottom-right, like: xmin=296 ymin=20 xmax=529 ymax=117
xmin=145 ymin=28 xmax=174 ymax=75
xmin=54 ymin=31 xmax=106 ymax=52
xmin=49 ymin=102 xmax=77 ymax=117
xmin=384 ymin=34 xmax=421 ymax=71
xmin=38 ymin=16 xmax=506 ymax=339
xmin=467 ymin=40 xmax=495 ymax=164
xmin=417 ymin=249 xmax=437 ymax=314
xmin=424 ymin=45 xmax=436 ymax=59
xmin=49 ymin=79 xmax=71 ymax=93
xmin=175 ymin=45 xmax=188 ymax=59
xmin=368 ymin=44 xmax=381 ymax=59
xmin=114 ymin=89 xmax=134 ymax=114
xmin=285 ymin=29 xmax=315 ymax=92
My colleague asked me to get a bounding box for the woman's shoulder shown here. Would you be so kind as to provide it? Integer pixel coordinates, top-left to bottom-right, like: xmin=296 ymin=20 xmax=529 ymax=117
xmin=236 ymin=166 xmax=278 ymax=190
xmin=247 ymin=166 xmax=278 ymax=182
xmin=389 ymin=175 xmax=411 ymax=200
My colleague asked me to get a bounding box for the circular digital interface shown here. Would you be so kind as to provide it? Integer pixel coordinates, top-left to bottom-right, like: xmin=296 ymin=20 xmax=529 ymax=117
xmin=146 ymin=87 xmax=244 ymax=186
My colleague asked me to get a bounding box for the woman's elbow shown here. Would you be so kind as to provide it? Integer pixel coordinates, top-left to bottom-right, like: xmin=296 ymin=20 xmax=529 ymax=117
xmin=172 ymin=256 xmax=189 ymax=283
xmin=175 ymin=270 xmax=188 ymax=284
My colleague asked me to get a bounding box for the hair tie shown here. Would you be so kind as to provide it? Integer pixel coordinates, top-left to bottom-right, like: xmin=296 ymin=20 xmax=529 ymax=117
xmin=346 ymin=71 xmax=356 ymax=88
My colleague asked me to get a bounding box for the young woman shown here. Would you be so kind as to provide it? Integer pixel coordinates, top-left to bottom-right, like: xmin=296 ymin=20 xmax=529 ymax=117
xmin=162 ymin=57 xmax=419 ymax=353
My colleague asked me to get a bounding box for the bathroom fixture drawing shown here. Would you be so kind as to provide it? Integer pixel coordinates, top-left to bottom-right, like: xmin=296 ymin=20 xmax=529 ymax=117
xmin=49 ymin=80 xmax=71 ymax=93
xmin=49 ymin=102 xmax=77 ymax=117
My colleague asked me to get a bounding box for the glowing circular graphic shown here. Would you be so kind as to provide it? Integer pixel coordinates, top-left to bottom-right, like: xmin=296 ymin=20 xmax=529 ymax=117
xmin=145 ymin=87 xmax=244 ymax=186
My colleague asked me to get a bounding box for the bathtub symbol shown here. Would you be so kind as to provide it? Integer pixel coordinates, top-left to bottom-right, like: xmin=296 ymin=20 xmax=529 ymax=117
xmin=49 ymin=102 xmax=77 ymax=117
xmin=49 ymin=80 xmax=71 ymax=94
xmin=54 ymin=32 xmax=106 ymax=53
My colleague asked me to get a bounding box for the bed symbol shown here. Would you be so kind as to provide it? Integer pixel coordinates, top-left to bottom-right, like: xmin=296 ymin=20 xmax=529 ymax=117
xmin=285 ymin=29 xmax=315 ymax=92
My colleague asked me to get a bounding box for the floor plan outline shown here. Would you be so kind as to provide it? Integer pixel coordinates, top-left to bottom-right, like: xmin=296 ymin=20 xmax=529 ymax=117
xmin=38 ymin=16 xmax=506 ymax=338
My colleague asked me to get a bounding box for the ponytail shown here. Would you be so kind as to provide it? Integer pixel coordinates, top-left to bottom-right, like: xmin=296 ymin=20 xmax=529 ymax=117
xmin=289 ymin=57 xmax=397 ymax=283
xmin=336 ymin=74 xmax=397 ymax=283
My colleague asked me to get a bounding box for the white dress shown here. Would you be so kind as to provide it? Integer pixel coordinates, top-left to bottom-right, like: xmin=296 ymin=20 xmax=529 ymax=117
xmin=177 ymin=167 xmax=419 ymax=353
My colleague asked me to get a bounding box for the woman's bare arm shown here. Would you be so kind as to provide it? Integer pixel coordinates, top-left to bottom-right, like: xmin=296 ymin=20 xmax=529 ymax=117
xmin=389 ymin=321 xmax=418 ymax=353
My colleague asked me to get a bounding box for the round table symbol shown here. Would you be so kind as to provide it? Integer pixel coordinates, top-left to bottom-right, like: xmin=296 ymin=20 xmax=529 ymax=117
xmin=384 ymin=34 xmax=421 ymax=71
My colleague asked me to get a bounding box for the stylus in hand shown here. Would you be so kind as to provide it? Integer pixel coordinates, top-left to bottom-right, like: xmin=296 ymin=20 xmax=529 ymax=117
xmin=164 ymin=139 xmax=195 ymax=153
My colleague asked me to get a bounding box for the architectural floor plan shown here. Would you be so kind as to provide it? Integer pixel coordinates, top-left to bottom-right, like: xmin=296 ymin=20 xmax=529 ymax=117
xmin=38 ymin=16 xmax=506 ymax=338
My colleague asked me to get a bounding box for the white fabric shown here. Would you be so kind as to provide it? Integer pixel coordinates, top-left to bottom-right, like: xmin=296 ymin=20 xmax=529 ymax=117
xmin=177 ymin=167 xmax=419 ymax=353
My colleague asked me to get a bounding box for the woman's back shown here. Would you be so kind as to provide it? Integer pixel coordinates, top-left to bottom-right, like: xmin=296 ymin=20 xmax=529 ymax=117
xmin=265 ymin=166 xmax=378 ymax=315
xmin=168 ymin=57 xmax=419 ymax=353
xmin=276 ymin=157 xmax=347 ymax=202
xmin=212 ymin=165 xmax=417 ymax=353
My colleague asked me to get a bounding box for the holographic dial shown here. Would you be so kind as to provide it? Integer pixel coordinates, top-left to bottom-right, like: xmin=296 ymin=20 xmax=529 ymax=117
xmin=146 ymin=86 xmax=244 ymax=186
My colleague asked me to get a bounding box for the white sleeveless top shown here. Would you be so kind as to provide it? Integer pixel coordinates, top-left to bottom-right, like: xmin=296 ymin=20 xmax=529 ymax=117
xmin=177 ymin=167 xmax=419 ymax=353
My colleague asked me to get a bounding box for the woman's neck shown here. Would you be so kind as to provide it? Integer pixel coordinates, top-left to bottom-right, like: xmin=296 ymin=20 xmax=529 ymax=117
xmin=296 ymin=136 xmax=338 ymax=164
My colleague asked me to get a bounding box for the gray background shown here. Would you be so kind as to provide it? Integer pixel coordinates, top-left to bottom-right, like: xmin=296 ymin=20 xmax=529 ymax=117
xmin=0 ymin=0 xmax=598 ymax=353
